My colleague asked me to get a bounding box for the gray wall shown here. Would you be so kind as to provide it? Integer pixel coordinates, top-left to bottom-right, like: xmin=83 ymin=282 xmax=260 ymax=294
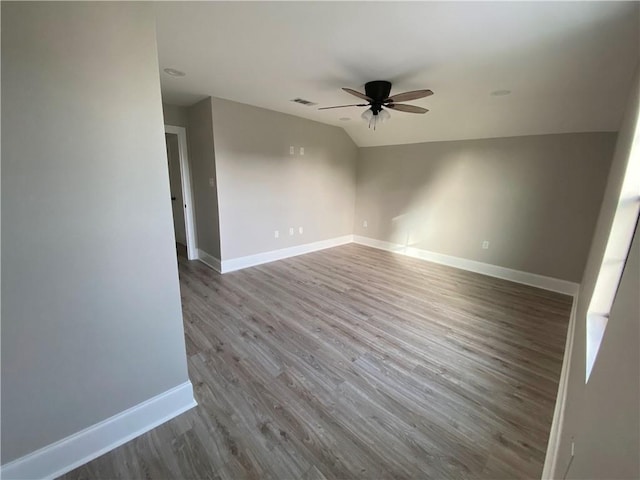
xmin=354 ymin=133 xmax=615 ymax=282
xmin=187 ymin=98 xmax=221 ymax=259
xmin=163 ymin=102 xmax=189 ymax=128
xmin=1 ymin=2 xmax=190 ymax=463
xmin=211 ymin=97 xmax=358 ymax=260
xmin=555 ymin=68 xmax=639 ymax=480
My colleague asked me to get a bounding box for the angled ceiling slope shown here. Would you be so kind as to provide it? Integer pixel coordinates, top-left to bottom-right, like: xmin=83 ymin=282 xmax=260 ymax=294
xmin=155 ymin=2 xmax=639 ymax=147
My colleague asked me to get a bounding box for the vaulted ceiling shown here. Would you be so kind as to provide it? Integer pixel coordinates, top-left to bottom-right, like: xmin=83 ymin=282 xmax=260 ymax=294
xmin=155 ymin=2 xmax=639 ymax=147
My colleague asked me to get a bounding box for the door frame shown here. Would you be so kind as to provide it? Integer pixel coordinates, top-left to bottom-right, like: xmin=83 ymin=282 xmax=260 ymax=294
xmin=165 ymin=124 xmax=197 ymax=260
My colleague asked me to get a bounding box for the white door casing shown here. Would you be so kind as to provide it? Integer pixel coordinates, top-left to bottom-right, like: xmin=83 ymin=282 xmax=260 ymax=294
xmin=165 ymin=125 xmax=197 ymax=260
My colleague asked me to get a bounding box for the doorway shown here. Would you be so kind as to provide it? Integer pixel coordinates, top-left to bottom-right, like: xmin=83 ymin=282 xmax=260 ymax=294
xmin=164 ymin=125 xmax=197 ymax=260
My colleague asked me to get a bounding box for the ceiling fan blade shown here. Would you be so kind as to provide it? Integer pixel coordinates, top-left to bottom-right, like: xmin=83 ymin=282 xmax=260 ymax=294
xmin=386 ymin=103 xmax=428 ymax=114
xmin=318 ymin=104 xmax=368 ymax=110
xmin=385 ymin=89 xmax=433 ymax=103
xmin=342 ymin=88 xmax=372 ymax=102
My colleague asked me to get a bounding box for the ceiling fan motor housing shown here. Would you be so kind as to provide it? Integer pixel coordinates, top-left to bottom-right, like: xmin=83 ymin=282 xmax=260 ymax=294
xmin=365 ymin=80 xmax=392 ymax=114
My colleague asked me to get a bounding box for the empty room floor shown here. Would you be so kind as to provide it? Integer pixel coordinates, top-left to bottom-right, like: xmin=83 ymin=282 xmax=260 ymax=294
xmin=61 ymin=244 xmax=571 ymax=479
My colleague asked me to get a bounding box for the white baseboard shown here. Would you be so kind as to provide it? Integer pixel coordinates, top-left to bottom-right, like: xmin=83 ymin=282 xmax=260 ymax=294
xmin=221 ymin=235 xmax=354 ymax=273
xmin=1 ymin=381 xmax=197 ymax=480
xmin=353 ymin=235 xmax=579 ymax=296
xmin=541 ymin=292 xmax=579 ymax=479
xmin=215 ymin=235 xmax=579 ymax=297
xmin=198 ymin=249 xmax=221 ymax=273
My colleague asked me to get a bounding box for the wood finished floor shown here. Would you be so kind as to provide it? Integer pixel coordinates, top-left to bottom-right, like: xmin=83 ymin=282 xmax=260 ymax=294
xmin=60 ymin=244 xmax=571 ymax=480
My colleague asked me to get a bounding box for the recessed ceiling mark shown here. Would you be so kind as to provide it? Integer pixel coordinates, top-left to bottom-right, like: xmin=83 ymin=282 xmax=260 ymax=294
xmin=164 ymin=68 xmax=186 ymax=77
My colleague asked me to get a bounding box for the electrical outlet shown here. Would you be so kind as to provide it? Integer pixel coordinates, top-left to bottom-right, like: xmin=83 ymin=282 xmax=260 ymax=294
xmin=363 ymin=220 xmax=368 ymax=228
xmin=209 ymin=177 xmax=215 ymax=187
xmin=289 ymin=227 xmax=294 ymax=236
xmin=274 ymin=230 xmax=279 ymax=239
xmin=289 ymin=146 xmax=295 ymax=155
xmin=482 ymin=240 xmax=490 ymax=249
xmin=299 ymin=147 xmax=305 ymax=155
xmin=299 ymin=226 xmax=303 ymax=234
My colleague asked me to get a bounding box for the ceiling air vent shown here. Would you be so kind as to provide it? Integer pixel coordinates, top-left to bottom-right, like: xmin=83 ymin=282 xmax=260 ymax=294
xmin=291 ymin=98 xmax=317 ymax=106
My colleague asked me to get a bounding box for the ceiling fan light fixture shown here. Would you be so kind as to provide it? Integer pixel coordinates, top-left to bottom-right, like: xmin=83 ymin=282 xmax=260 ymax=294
xmin=361 ymin=107 xmax=390 ymax=130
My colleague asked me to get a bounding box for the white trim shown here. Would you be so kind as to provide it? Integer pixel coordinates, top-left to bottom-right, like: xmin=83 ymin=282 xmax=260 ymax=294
xmin=165 ymin=125 xmax=198 ymax=260
xmin=198 ymin=249 xmax=221 ymax=273
xmin=353 ymin=235 xmax=579 ymax=296
xmin=1 ymin=381 xmax=196 ymax=480
xmin=221 ymin=235 xmax=354 ymax=273
xmin=585 ymin=312 xmax=608 ymax=382
xmin=542 ymin=292 xmax=579 ymax=479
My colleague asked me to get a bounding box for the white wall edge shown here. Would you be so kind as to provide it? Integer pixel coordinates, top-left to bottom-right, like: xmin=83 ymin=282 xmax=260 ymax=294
xmin=1 ymin=381 xmax=197 ymax=480
xmin=198 ymin=249 xmax=221 ymax=273
xmin=353 ymin=235 xmax=579 ymax=296
xmin=221 ymin=235 xmax=354 ymax=273
xmin=541 ymin=291 xmax=580 ymax=479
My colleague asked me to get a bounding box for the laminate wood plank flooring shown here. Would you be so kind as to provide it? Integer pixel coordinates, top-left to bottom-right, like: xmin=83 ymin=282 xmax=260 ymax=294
xmin=60 ymin=243 xmax=571 ymax=479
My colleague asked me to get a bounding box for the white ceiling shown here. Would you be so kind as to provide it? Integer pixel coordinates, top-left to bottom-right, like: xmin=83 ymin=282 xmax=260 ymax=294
xmin=155 ymin=2 xmax=639 ymax=147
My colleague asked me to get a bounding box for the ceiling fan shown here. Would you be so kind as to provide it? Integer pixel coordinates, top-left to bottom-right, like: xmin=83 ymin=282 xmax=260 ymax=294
xmin=319 ymin=80 xmax=433 ymax=129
